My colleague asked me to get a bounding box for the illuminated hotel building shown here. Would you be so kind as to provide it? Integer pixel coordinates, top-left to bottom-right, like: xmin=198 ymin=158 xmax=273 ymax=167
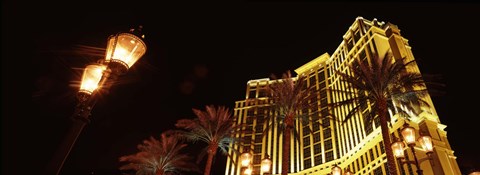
xmin=225 ymin=17 xmax=461 ymax=175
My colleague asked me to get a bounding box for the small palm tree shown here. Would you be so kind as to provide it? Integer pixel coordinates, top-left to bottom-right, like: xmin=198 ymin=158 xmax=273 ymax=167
xmin=267 ymin=71 xmax=317 ymax=175
xmin=119 ymin=131 xmax=199 ymax=175
xmin=175 ymin=105 xmax=242 ymax=175
xmin=331 ymin=52 xmax=429 ymax=175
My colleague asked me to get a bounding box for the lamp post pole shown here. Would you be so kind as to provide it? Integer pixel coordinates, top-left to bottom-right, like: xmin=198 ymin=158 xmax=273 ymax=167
xmin=45 ymin=27 xmax=146 ymax=175
xmin=391 ymin=122 xmax=434 ymax=175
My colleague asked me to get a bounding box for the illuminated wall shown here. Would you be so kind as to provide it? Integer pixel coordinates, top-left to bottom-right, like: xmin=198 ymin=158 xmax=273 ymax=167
xmin=225 ymin=17 xmax=460 ymax=175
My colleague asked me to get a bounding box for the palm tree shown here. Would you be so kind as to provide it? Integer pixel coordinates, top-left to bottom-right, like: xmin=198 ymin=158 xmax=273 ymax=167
xmin=175 ymin=105 xmax=242 ymax=175
xmin=331 ymin=52 xmax=429 ymax=175
xmin=119 ymin=130 xmax=199 ymax=175
xmin=267 ymin=71 xmax=317 ymax=175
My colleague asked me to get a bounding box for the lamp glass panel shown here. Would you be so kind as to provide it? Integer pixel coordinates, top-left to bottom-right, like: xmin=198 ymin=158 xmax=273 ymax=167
xmin=418 ymin=136 xmax=434 ymax=153
xmin=401 ymin=126 xmax=416 ymax=145
xmin=391 ymin=141 xmax=405 ymax=158
xmin=80 ymin=64 xmax=106 ymax=94
xmin=110 ymin=33 xmax=146 ymax=68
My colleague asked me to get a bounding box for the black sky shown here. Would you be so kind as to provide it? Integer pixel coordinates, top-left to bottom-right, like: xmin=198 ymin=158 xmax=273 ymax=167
xmin=3 ymin=1 xmax=480 ymax=175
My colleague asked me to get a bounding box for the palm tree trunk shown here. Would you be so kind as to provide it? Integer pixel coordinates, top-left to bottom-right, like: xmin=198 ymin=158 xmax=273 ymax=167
xmin=282 ymin=115 xmax=293 ymax=175
xmin=378 ymin=98 xmax=398 ymax=175
xmin=156 ymin=170 xmax=164 ymax=175
xmin=204 ymin=144 xmax=217 ymax=175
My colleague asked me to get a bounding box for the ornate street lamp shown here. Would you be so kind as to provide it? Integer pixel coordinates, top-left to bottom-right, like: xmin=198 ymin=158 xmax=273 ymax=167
xmin=331 ymin=164 xmax=355 ymax=175
xmin=332 ymin=164 xmax=342 ymax=175
xmin=344 ymin=168 xmax=354 ymax=175
xmin=392 ymin=122 xmax=434 ymax=175
xmin=240 ymin=152 xmax=253 ymax=175
xmin=240 ymin=152 xmax=253 ymax=167
xmin=261 ymin=154 xmax=272 ymax=175
xmin=244 ymin=164 xmax=253 ymax=175
xmin=46 ymin=26 xmax=147 ymax=175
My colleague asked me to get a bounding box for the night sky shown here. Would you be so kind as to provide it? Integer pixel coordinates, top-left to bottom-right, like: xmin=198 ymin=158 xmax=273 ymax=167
xmin=3 ymin=1 xmax=480 ymax=175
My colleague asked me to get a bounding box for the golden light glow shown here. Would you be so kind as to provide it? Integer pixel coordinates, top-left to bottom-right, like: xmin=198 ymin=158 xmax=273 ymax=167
xmin=401 ymin=125 xmax=416 ymax=145
xmin=261 ymin=157 xmax=272 ymax=173
xmin=79 ymin=64 xmax=106 ymax=94
xmin=240 ymin=152 xmax=252 ymax=167
xmin=105 ymin=33 xmax=146 ymax=69
xmin=244 ymin=165 xmax=253 ymax=175
xmin=332 ymin=165 xmax=342 ymax=175
xmin=418 ymin=136 xmax=434 ymax=153
xmin=391 ymin=141 xmax=405 ymax=159
xmin=344 ymin=169 xmax=354 ymax=175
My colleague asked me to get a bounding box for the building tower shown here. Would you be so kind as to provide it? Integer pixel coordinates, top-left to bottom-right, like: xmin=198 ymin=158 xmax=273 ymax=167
xmin=225 ymin=17 xmax=460 ymax=175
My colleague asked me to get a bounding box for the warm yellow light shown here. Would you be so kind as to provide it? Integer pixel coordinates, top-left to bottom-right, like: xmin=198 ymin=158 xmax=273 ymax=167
xmin=332 ymin=165 xmax=342 ymax=175
xmin=418 ymin=136 xmax=434 ymax=153
xmin=261 ymin=156 xmax=272 ymax=173
xmin=391 ymin=141 xmax=405 ymax=159
xmin=344 ymin=168 xmax=354 ymax=175
xmin=240 ymin=152 xmax=252 ymax=167
xmin=401 ymin=125 xmax=416 ymax=145
xmin=105 ymin=33 xmax=146 ymax=69
xmin=244 ymin=165 xmax=253 ymax=175
xmin=79 ymin=64 xmax=106 ymax=94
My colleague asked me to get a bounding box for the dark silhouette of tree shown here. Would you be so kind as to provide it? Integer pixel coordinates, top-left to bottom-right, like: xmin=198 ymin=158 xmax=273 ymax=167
xmin=175 ymin=105 xmax=242 ymax=175
xmin=267 ymin=71 xmax=317 ymax=175
xmin=330 ymin=52 xmax=430 ymax=175
xmin=119 ymin=131 xmax=199 ymax=175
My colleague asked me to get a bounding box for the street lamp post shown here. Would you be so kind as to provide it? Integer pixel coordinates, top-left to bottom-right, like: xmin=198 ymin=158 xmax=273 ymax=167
xmin=261 ymin=154 xmax=272 ymax=175
xmin=46 ymin=27 xmax=147 ymax=175
xmin=240 ymin=151 xmax=253 ymax=175
xmin=331 ymin=164 xmax=354 ymax=175
xmin=391 ymin=122 xmax=434 ymax=175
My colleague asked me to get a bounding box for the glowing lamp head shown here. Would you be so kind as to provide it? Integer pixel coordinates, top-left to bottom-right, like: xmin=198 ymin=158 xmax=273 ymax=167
xmin=391 ymin=141 xmax=405 ymax=159
xmin=240 ymin=152 xmax=252 ymax=167
xmin=418 ymin=135 xmax=434 ymax=153
xmin=79 ymin=64 xmax=107 ymax=94
xmin=105 ymin=29 xmax=146 ymax=74
xmin=344 ymin=168 xmax=354 ymax=175
xmin=331 ymin=164 xmax=342 ymax=175
xmin=244 ymin=164 xmax=253 ymax=175
xmin=401 ymin=124 xmax=417 ymax=146
xmin=261 ymin=155 xmax=272 ymax=173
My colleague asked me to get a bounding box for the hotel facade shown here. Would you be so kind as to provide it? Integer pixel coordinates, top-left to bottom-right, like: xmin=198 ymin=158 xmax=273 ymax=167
xmin=225 ymin=17 xmax=460 ymax=175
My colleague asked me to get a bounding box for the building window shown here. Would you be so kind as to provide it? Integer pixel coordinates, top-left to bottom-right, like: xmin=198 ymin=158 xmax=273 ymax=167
xmin=255 ymin=125 xmax=263 ymax=133
xmin=303 ymin=126 xmax=311 ymax=135
xmin=347 ymin=38 xmax=354 ymax=50
xmin=304 ymin=159 xmax=311 ymax=169
xmin=322 ymin=118 xmax=330 ymax=127
xmin=314 ymin=143 xmax=321 ymax=154
xmin=325 ymin=151 xmax=334 ymax=162
xmin=369 ymin=148 xmax=375 ymax=161
xmin=304 ymin=147 xmax=311 ymax=158
xmin=258 ymin=89 xmax=267 ymax=98
xmin=380 ymin=142 xmax=385 ymax=154
xmin=374 ymin=117 xmax=380 ymax=129
xmin=304 ymin=137 xmax=310 ymax=146
xmin=314 ymin=155 xmax=322 ymax=165
xmin=253 ymin=155 xmax=261 ymax=164
xmin=325 ymin=139 xmax=333 ymax=150
xmin=243 ymin=136 xmax=251 ymax=144
xmin=254 ymin=135 xmax=262 ymax=143
xmin=254 ymin=145 xmax=262 ymax=153
xmin=360 ymin=155 xmax=364 ymax=169
xmin=324 ymin=128 xmax=331 ymax=138
xmin=374 ymin=166 xmax=383 ymax=175
xmin=248 ymin=90 xmax=256 ymax=99
xmin=247 ymin=117 xmax=254 ymax=124
xmin=313 ymin=122 xmax=320 ymax=131
xmin=313 ymin=133 xmax=321 ymax=142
